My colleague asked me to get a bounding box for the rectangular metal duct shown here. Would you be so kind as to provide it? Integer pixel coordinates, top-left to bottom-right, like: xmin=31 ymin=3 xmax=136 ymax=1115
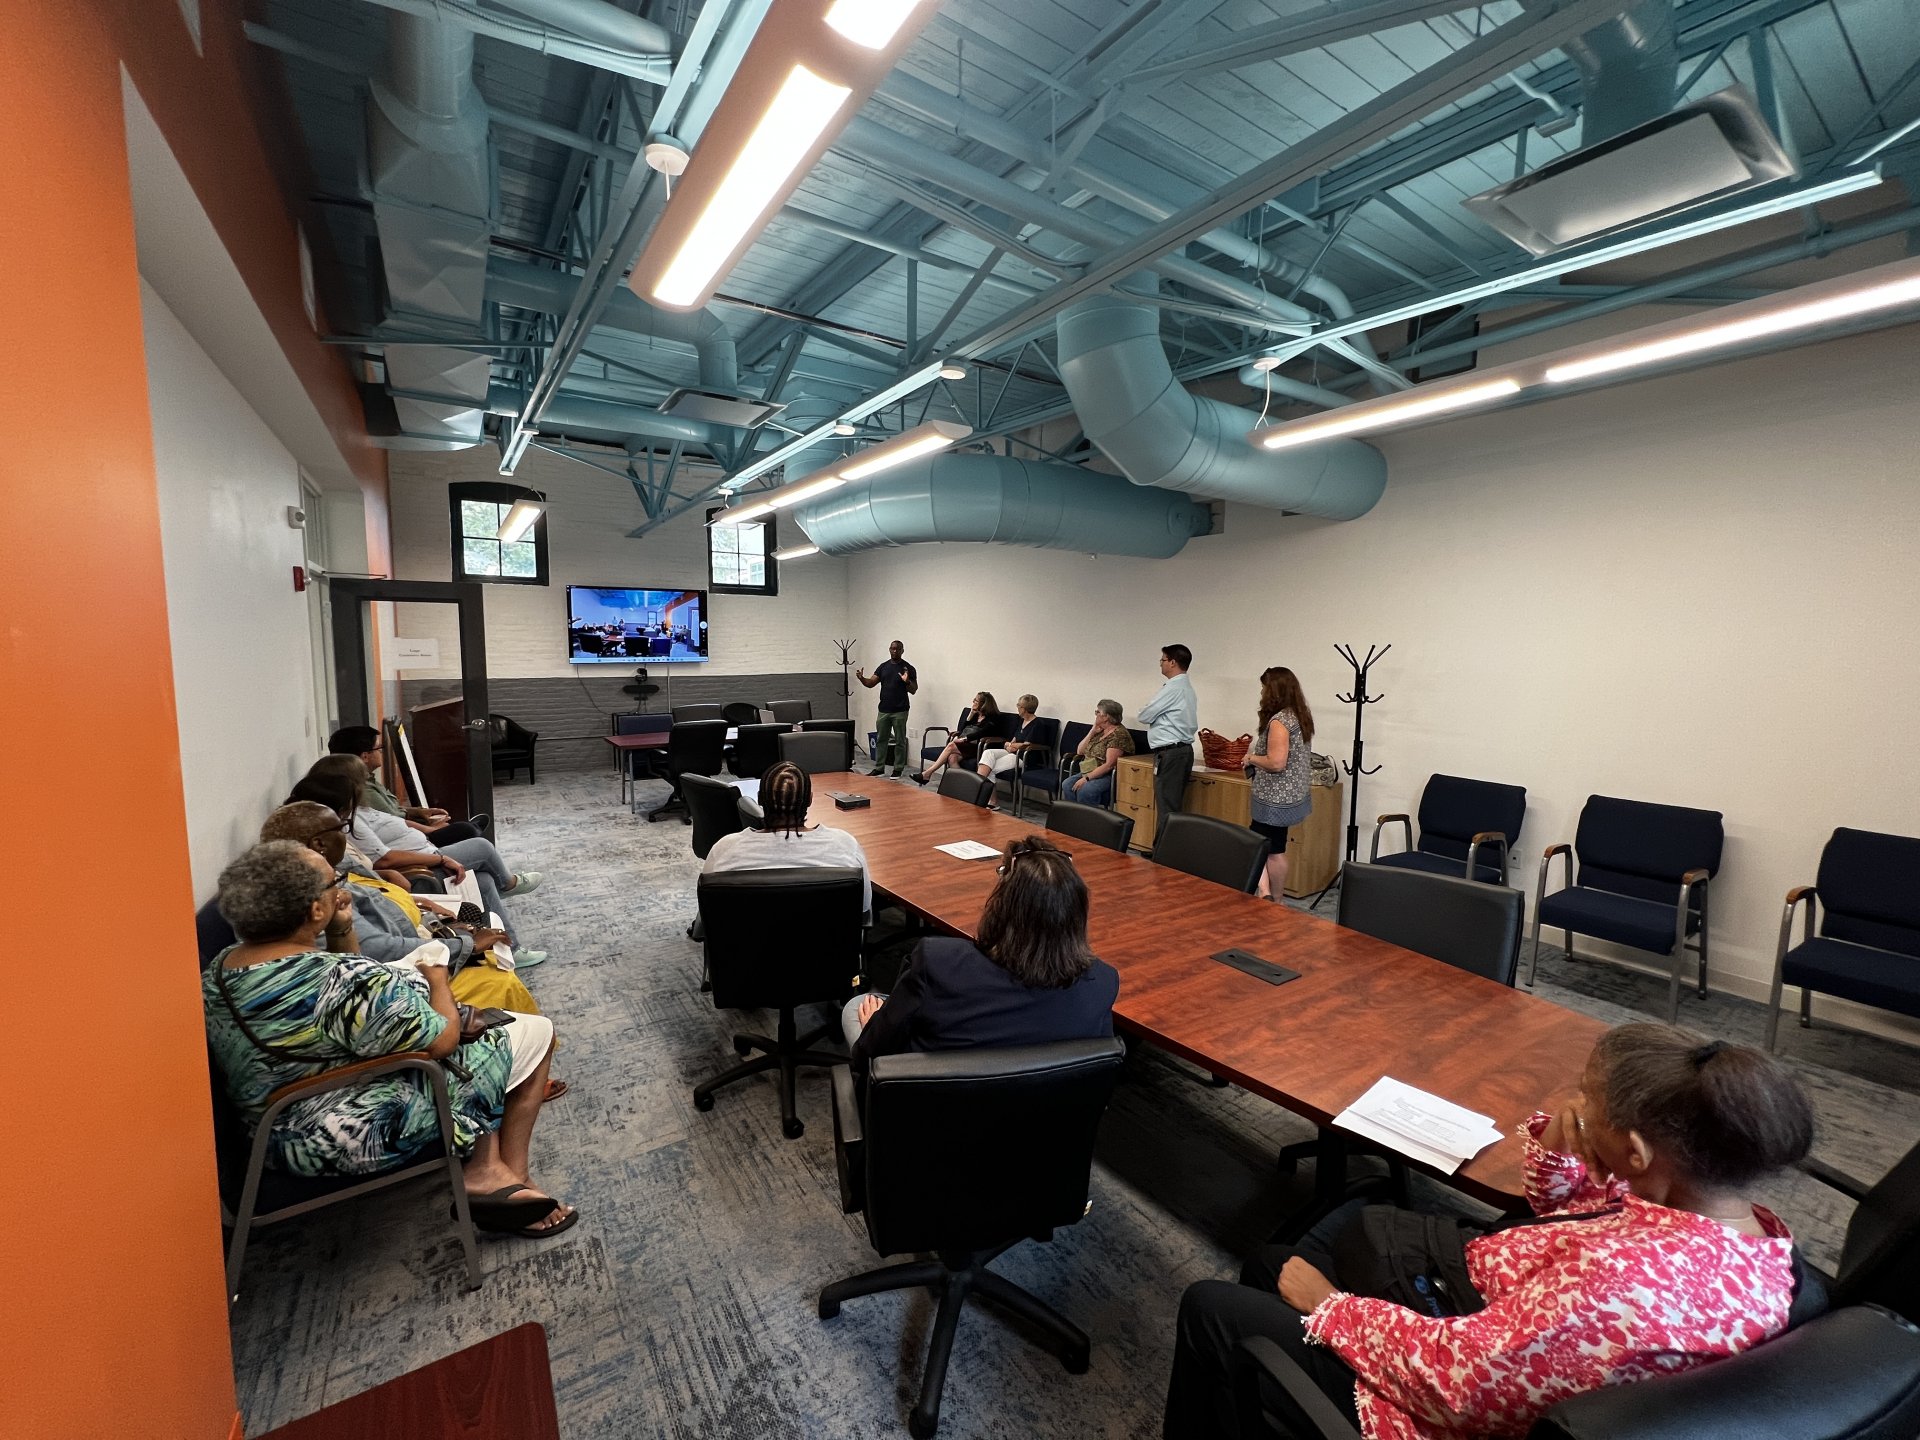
xmin=657 ymin=388 xmax=786 ymax=428
xmin=1463 ymin=87 xmax=1798 ymax=255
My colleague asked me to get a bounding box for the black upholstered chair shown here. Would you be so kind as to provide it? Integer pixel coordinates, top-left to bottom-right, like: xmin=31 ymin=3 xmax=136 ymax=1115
xmin=1234 ymin=1306 xmax=1920 ymax=1440
xmin=993 ymin=715 xmax=1059 ymax=818
xmin=645 ymin=720 xmax=728 ymax=823
xmin=1803 ymin=1133 xmax=1920 ymax=1326
xmin=721 ymin=701 xmax=763 ymax=726
xmin=919 ymin=707 xmax=975 ymax=767
xmin=729 ymin=721 xmax=786 ymax=781
xmin=1371 ymin=773 xmax=1527 ymax=885
xmin=1154 ymin=812 xmax=1269 ymax=894
xmin=682 ymin=773 xmax=747 ymax=945
xmin=672 ymin=702 xmax=725 ymax=724
xmin=800 ymin=717 xmax=856 ymax=769
xmin=1768 ymin=827 xmax=1920 ymax=1051
xmin=693 ymin=867 xmax=863 ymax=1139
xmin=780 ymin=729 xmax=847 ymax=775
xmin=936 ymin=768 xmax=993 ymax=807
xmin=820 ymin=1037 xmax=1126 ymax=1437
xmin=1341 ymin=861 xmax=1525 ymax=985
xmin=1047 ymin=798 xmax=1135 ymax=853
xmin=1020 ymin=719 xmax=1089 ymax=809
xmin=488 ymin=713 xmax=539 ymax=784
xmin=1529 ymin=795 xmax=1724 ymax=1022
xmin=767 ymin=698 xmax=812 ymax=723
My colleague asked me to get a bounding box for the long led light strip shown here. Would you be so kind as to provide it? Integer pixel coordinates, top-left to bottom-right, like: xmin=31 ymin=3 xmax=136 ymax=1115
xmin=1253 ymin=379 xmax=1521 ymax=449
xmin=718 ymin=359 xmax=947 ymax=495
xmin=825 ymin=0 xmax=931 ymax=49
xmin=496 ymin=498 xmax=545 ymax=543
xmin=712 ymin=420 xmax=972 ymax=524
xmin=774 ymin=542 xmax=822 ymax=560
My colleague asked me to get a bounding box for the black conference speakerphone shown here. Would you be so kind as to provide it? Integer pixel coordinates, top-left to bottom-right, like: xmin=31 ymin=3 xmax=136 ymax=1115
xmin=829 ymin=792 xmax=871 ymax=809
xmin=1212 ymin=948 xmax=1300 ymax=986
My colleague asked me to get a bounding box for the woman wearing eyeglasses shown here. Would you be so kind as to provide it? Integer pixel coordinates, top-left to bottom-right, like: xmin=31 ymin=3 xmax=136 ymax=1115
xmin=843 ymin=836 xmax=1118 ymax=1067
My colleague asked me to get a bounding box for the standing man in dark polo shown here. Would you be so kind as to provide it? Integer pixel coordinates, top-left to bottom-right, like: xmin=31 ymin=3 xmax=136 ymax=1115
xmin=1140 ymin=643 xmax=1198 ymax=843
xmin=856 ymin=639 xmax=918 ymax=778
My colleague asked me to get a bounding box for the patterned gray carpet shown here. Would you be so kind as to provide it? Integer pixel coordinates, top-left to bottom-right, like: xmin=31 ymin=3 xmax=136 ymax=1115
xmin=228 ymin=770 xmax=1920 ymax=1437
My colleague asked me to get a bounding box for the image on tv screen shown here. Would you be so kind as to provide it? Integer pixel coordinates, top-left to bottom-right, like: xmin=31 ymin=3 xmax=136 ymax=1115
xmin=567 ymin=585 xmax=709 ymax=664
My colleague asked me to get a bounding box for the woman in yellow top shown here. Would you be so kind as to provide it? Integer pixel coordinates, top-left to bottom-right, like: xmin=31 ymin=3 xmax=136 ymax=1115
xmin=259 ymin=803 xmax=568 ymax=1100
xmin=1067 ymin=698 xmax=1135 ymax=809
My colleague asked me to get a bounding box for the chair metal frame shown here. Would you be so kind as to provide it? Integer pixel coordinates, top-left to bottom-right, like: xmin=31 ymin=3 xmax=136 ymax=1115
xmin=1370 ymin=814 xmax=1513 ymax=884
xmin=1527 ymin=841 xmax=1712 ymax=1024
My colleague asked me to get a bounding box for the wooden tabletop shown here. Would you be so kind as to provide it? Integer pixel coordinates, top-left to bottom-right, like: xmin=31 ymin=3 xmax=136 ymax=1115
xmin=813 ymin=774 xmax=1606 ymax=1207
xmin=605 ymin=732 xmax=669 ymax=749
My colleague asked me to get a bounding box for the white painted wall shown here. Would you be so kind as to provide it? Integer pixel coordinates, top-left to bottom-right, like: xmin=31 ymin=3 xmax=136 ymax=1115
xmin=387 ymin=445 xmax=849 ymax=678
xmin=141 ymin=280 xmax=318 ymax=899
xmin=844 ymin=323 xmax=1920 ymax=1030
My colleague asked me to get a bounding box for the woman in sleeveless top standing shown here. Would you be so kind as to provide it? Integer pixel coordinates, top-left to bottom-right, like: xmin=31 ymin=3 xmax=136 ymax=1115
xmin=1245 ymin=666 xmax=1314 ymax=901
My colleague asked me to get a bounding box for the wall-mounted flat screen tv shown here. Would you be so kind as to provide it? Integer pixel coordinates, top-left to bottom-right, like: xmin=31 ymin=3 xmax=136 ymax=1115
xmin=567 ymin=585 xmax=709 ymax=663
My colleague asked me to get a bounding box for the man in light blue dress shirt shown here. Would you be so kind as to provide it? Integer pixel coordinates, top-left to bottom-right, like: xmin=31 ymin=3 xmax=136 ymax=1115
xmin=1139 ymin=643 xmax=1198 ymax=843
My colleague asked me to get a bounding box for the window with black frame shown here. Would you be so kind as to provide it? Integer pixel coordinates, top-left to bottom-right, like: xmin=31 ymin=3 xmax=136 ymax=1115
xmin=449 ymin=481 xmax=548 ymax=585
xmin=707 ymin=507 xmax=778 ymax=596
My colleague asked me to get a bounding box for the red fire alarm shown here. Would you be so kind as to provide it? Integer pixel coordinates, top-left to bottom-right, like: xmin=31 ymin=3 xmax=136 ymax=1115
xmin=293 ymin=565 xmax=307 ymax=592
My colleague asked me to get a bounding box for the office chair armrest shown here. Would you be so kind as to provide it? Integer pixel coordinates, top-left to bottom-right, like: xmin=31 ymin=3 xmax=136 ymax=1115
xmin=1536 ymin=843 xmax=1574 ymax=901
xmin=1233 ymin=1337 xmax=1364 ymax=1440
xmin=1542 ymin=842 xmax=1571 ymax=858
xmin=1777 ymin=885 xmax=1818 ymax=964
xmin=922 ymin=726 xmax=953 ymax=747
xmin=1680 ymin=867 xmax=1711 ymax=887
xmin=1468 ymin=831 xmax=1511 ymax=883
xmin=831 ymin=1064 xmax=865 ymax=1216
xmin=1369 ymin=814 xmax=1412 ymax=861
xmin=263 ymin=1052 xmax=442 ymax=1111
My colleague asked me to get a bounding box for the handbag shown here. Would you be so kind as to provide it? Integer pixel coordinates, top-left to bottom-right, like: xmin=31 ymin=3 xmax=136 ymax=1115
xmin=1199 ymin=728 xmax=1253 ymax=769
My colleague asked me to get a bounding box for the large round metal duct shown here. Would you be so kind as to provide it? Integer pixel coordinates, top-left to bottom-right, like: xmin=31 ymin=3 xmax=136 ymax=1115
xmin=1056 ymin=297 xmax=1386 ymax=520
xmin=795 ymin=453 xmax=1210 ymax=559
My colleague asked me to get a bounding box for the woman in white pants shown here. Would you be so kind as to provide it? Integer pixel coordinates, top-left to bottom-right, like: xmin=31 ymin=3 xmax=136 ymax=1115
xmin=976 ymin=694 xmax=1045 ymax=809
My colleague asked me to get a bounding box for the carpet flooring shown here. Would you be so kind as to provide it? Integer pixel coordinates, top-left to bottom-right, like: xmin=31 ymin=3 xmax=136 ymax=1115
xmin=228 ymin=770 xmax=1920 ymax=1438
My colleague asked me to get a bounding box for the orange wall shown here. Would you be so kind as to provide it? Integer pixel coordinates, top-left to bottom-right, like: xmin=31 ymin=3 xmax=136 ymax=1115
xmin=0 ymin=1 xmax=390 ymax=1435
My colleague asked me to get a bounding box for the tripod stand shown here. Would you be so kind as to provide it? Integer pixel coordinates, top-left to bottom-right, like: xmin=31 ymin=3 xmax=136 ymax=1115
xmin=1308 ymin=643 xmax=1389 ymax=911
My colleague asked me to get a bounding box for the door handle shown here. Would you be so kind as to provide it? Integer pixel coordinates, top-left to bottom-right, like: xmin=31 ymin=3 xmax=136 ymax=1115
xmin=463 ymin=718 xmax=488 ymax=731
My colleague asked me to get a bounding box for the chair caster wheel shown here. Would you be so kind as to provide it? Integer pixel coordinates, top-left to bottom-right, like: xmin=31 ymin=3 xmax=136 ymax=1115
xmin=783 ymin=1117 xmax=805 ymax=1140
xmin=733 ymin=1037 xmax=754 ymax=1057
xmin=693 ymin=1093 xmax=715 ymax=1112
xmin=818 ymin=1295 xmax=840 ymax=1319
xmin=1062 ymin=1343 xmax=1091 ymax=1375
xmin=909 ymin=1410 xmax=939 ymax=1439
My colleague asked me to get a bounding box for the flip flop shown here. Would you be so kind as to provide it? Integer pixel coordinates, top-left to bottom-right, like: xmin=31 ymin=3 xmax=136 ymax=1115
xmin=543 ymin=1078 xmax=570 ymax=1103
xmin=460 ymin=1182 xmax=559 ymax=1233
xmin=511 ymin=1206 xmax=580 ymax=1241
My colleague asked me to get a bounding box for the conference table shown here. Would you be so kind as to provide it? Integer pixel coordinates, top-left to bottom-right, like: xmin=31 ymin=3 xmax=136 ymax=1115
xmin=812 ymin=774 xmax=1606 ymax=1210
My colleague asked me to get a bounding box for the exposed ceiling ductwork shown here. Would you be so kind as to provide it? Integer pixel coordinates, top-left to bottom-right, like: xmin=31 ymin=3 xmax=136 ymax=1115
xmin=1057 ymin=297 xmax=1386 ymax=520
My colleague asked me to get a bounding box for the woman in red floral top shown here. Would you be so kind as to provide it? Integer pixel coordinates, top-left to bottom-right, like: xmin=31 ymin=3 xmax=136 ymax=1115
xmin=1164 ymin=1023 xmax=1815 ymax=1439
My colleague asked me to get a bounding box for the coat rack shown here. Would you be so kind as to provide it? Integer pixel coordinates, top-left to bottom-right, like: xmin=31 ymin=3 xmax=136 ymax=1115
xmin=1311 ymin=642 xmax=1389 ymax=909
xmin=834 ymin=638 xmax=866 ymax=760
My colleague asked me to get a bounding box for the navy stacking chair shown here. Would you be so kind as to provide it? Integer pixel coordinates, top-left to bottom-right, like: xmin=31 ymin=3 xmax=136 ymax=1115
xmin=1371 ymin=774 xmax=1527 ymax=885
xmin=1528 ymin=795 xmax=1724 ymax=1022
xmin=1768 ymin=827 xmax=1920 ymax=1051
xmin=1018 ymin=720 xmax=1088 ymax=810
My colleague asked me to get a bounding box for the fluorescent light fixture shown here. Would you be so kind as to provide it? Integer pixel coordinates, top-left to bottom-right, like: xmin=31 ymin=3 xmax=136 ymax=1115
xmin=838 ymin=420 xmax=971 ymax=480
xmin=651 ymin=66 xmax=851 ymax=309
xmin=774 ymin=542 xmax=821 ymax=560
xmin=497 ymin=499 xmax=544 ymax=543
xmin=711 ymin=498 xmax=776 ymax=526
xmin=766 ymin=473 xmax=847 ymax=509
xmin=824 ymin=0 xmax=929 ymax=49
xmin=937 ymin=362 xmax=968 ymax=380
xmin=1252 ymin=379 xmax=1520 ymax=450
xmin=719 ymin=359 xmax=945 ymax=493
xmin=1545 ymin=271 xmax=1920 ymax=383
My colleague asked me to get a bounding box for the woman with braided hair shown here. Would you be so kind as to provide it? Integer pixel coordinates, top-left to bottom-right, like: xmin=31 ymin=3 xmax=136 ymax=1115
xmin=700 ymin=760 xmax=872 ymax=918
xmin=1164 ymin=1022 xmax=1817 ymax=1440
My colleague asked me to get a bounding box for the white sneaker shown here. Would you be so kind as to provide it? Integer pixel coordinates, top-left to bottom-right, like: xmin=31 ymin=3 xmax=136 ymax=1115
xmin=506 ymin=871 xmax=544 ymax=895
xmin=515 ymin=950 xmax=549 ymax=969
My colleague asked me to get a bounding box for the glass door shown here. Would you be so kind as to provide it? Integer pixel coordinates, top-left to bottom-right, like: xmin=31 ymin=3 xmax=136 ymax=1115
xmin=330 ymin=578 xmax=495 ymax=827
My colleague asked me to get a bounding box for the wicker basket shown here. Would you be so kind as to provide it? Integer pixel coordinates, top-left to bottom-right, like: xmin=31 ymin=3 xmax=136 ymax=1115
xmin=1198 ymin=728 xmax=1252 ymax=770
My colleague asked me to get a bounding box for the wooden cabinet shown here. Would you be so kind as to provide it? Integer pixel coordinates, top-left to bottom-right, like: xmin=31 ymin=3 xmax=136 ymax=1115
xmin=1185 ymin=768 xmax=1253 ymax=826
xmin=1112 ymin=757 xmax=1255 ymax=853
xmin=1283 ymin=782 xmax=1345 ymax=897
xmin=1114 ymin=755 xmax=1156 ymax=849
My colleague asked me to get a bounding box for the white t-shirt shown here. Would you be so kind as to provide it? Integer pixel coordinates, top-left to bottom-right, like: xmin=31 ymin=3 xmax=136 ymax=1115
xmin=351 ymin=806 xmax=433 ymax=861
xmin=701 ymin=825 xmax=872 ymax=917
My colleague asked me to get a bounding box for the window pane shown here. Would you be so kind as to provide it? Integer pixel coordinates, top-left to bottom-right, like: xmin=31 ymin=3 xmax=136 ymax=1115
xmin=741 ymin=555 xmax=765 ymax=585
xmin=462 ymin=537 xmax=501 ymax=575
xmin=739 ymin=521 xmax=766 ymax=557
xmin=501 ymin=541 xmax=537 ymax=577
xmin=713 ymin=554 xmax=741 ymax=586
xmin=710 ymin=528 xmax=738 ymax=558
xmin=460 ymin=500 xmax=501 ymax=538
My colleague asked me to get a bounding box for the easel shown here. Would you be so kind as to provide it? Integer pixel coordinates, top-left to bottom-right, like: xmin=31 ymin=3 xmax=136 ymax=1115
xmin=1308 ymin=643 xmax=1389 ymax=911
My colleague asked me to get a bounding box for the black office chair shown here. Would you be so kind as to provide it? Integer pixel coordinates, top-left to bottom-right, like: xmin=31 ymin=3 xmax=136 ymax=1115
xmin=1768 ymin=827 xmax=1920 ymax=1051
xmin=820 ymin=1038 xmax=1127 ymax=1437
xmin=936 ymin=769 xmax=993 ymax=807
xmin=1235 ymin=1305 xmax=1920 ymax=1440
xmin=693 ymin=867 xmax=863 ymax=1139
xmin=997 ymin=716 xmax=1059 ymax=818
xmin=721 ymin=701 xmax=763 ymax=727
xmin=1154 ymin=812 xmax=1268 ymax=894
xmin=1047 ymin=798 xmax=1135 ymax=852
xmin=1803 ymin=1132 xmax=1920 ymax=1326
xmin=682 ymin=773 xmax=748 ymax=945
xmin=1020 ymin=720 xmax=1089 ymax=810
xmin=729 ymin=722 xmax=786 ymax=781
xmin=672 ymin=702 xmax=726 ymax=724
xmin=767 ymin=698 xmax=813 ymax=723
xmin=919 ymin=707 xmax=976 ymax=767
xmin=1340 ymin=861 xmax=1525 ymax=985
xmin=780 ymin=730 xmax=847 ymax=775
xmin=1371 ymin=773 xmax=1527 ymax=885
xmin=1529 ymin=795 xmax=1724 ymax=1022
xmin=800 ymin=717 xmax=856 ymax=769
xmin=646 ymin=720 xmax=728 ymax=823
xmin=488 ymin=713 xmax=539 ymax=785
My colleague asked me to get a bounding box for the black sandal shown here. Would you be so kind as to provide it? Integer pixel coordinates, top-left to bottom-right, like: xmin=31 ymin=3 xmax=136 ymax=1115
xmin=461 ymin=1182 xmax=559 ymax=1233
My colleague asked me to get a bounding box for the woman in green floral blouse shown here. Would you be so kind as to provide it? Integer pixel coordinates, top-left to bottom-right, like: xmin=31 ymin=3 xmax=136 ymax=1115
xmin=205 ymin=840 xmax=576 ymax=1238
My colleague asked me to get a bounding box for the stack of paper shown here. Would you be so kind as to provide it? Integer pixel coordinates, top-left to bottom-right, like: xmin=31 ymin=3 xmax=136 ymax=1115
xmin=934 ymin=840 xmax=1001 ymax=861
xmin=1333 ymin=1076 xmax=1506 ymax=1174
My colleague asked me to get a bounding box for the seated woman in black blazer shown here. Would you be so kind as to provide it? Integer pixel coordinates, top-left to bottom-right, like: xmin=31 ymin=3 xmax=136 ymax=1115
xmin=844 ymin=836 xmax=1119 ymax=1065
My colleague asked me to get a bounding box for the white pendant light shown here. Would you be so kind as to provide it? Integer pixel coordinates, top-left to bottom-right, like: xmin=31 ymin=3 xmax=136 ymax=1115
xmin=774 ymin=542 xmax=822 ymax=560
xmin=497 ymin=498 xmax=545 ymax=543
xmin=1250 ymin=379 xmax=1520 ymax=450
xmin=838 ymin=420 xmax=972 ymax=480
xmin=766 ymin=473 xmax=848 ymax=510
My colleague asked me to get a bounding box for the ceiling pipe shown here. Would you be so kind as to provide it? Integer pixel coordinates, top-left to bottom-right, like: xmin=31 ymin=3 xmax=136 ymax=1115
xmin=485 ymin=0 xmax=671 ymax=54
xmin=793 ymin=452 xmax=1211 ymax=559
xmin=1234 ymin=368 xmax=1354 ymax=408
xmin=350 ymin=0 xmax=672 ymax=85
xmin=484 ymin=385 xmax=714 ymax=444
xmin=1056 ymin=296 xmax=1386 ymax=519
xmin=1543 ymin=0 xmax=1678 ymax=144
